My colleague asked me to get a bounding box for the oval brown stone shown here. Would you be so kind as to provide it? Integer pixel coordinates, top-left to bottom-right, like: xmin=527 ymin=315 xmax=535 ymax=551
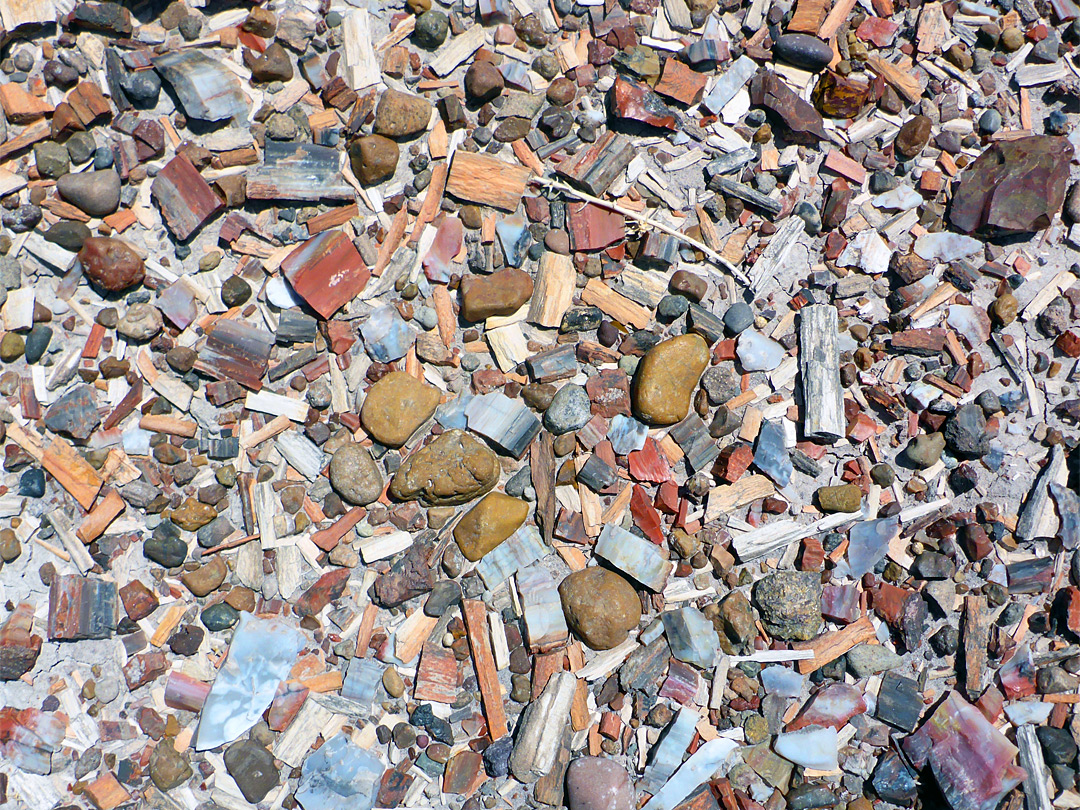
xmin=559 ymin=567 xmax=641 ymax=650
xmin=453 ymin=491 xmax=529 ymax=561
xmin=894 ymin=115 xmax=932 ymax=160
xmin=459 ymin=267 xmax=534 ymax=322
xmin=389 ymin=429 xmax=498 ymax=505
xmin=631 ymin=333 xmax=710 ymax=425
xmin=78 ymin=236 xmax=145 ymax=292
xmin=360 ymin=371 xmax=441 ymax=448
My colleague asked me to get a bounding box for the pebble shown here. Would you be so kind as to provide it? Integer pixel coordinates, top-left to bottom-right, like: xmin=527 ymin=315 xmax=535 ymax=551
xmin=565 ymin=757 xmax=635 ymax=810
xmin=632 ymin=334 xmax=709 ymax=425
xmin=723 ymin=302 xmax=755 ymax=334
xmin=350 ymin=135 xmax=399 ymax=185
xmin=373 ymin=89 xmax=433 ymax=138
xmin=943 ymin=403 xmax=990 ymax=459
xmin=753 ymin=572 xmax=822 ymax=640
xmin=894 ymin=115 xmax=933 ymax=159
xmin=543 ymin=384 xmax=591 ymax=434
xmin=117 ymin=303 xmax=163 ymax=341
xmin=815 ymin=484 xmax=862 ymax=513
xmin=224 ymin=741 xmax=278 ymax=804
xmin=389 ymin=429 xmax=498 ymax=505
xmin=413 ymin=10 xmax=448 ymax=49
xmin=559 ymin=567 xmax=641 ymax=650
xmin=846 ymin=643 xmax=903 ymax=677
xmin=149 ymin=741 xmax=192 ymax=791
xmin=772 ymin=34 xmax=834 ymax=72
xmin=78 ymin=237 xmax=145 ymax=292
xmin=382 ymin=666 xmax=406 ymax=698
xmin=361 ymin=371 xmax=441 ymax=448
xmin=201 ymin=602 xmax=240 ymax=631
xmin=56 ymin=170 xmax=121 ymax=217
xmin=329 ymin=443 xmax=384 ymax=506
xmin=453 ymin=492 xmax=529 ymax=561
xmin=459 ymin=267 xmax=534 ymax=322
xmin=906 ymin=432 xmax=945 ymax=468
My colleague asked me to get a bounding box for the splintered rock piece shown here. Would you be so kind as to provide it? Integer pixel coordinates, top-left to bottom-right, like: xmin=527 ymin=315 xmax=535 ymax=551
xmin=950 ymin=135 xmax=1073 ymax=233
xmin=565 ymin=757 xmax=635 ymax=810
xmin=48 ymin=575 xmax=117 ymax=641
xmin=632 ymin=334 xmax=709 ymax=425
xmin=151 ymin=155 xmax=224 ymax=240
xmin=902 ymin=691 xmax=1026 ymax=810
xmin=610 ymin=76 xmax=677 ymax=129
xmin=465 ymin=392 xmax=542 ymax=458
xmin=453 ymin=492 xmax=529 ymax=561
xmin=195 ymin=614 xmax=304 ymax=750
xmin=56 ymin=169 xmax=120 ymax=217
xmin=43 ymin=384 xmax=99 ymax=440
xmin=390 ymin=429 xmax=498 ymax=505
xmin=559 ymin=567 xmax=641 ymax=650
xmin=750 ymin=71 xmax=827 ymax=141
xmin=281 ymin=230 xmax=370 ymax=319
xmin=788 ymin=682 xmax=867 ymax=731
xmin=152 ymin=50 xmax=249 ymax=122
xmin=0 ymin=603 xmax=42 ymax=680
xmin=753 ymin=420 xmax=793 ymax=487
xmin=595 ymin=524 xmax=672 ymax=591
xmin=78 ymin=236 xmax=145 ymax=292
xmin=847 ymin=516 xmax=899 ymax=578
xmin=459 ymin=267 xmax=534 ymax=322
xmin=662 ymin=606 xmax=718 ymax=668
xmin=373 ymin=89 xmax=433 ymax=138
xmin=295 ymin=732 xmax=383 ymax=810
xmin=361 ymin=371 xmax=440 ymax=448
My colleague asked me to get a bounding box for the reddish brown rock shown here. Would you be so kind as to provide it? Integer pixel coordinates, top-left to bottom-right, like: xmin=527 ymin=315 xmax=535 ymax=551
xmin=0 ymin=603 xmax=41 ymax=681
xmin=77 ymin=237 xmax=145 ymax=292
xmin=459 ymin=267 xmax=534 ymax=322
xmin=294 ymin=568 xmax=350 ymax=616
xmin=609 ymin=76 xmax=677 ymax=129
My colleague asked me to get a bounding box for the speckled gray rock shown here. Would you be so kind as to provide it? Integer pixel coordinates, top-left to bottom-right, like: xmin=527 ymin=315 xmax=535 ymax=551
xmin=752 ymin=572 xmax=822 ymax=640
xmin=543 ymin=384 xmax=591 ymax=434
xmin=328 ymin=443 xmax=383 ymax=506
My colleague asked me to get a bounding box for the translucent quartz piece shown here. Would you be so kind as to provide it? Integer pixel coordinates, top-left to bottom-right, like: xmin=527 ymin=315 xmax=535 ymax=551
xmin=946 ymin=305 xmax=990 ymax=347
xmin=753 ymin=420 xmax=792 ymax=487
xmin=360 ymin=304 xmax=416 ymax=363
xmin=595 ymin=524 xmax=673 ymax=592
xmin=774 ymin=726 xmax=839 ymax=771
xmin=905 ymin=380 xmax=939 ymax=409
xmin=837 ymin=229 xmax=890 ymax=275
xmin=266 ymin=276 xmax=304 ymax=309
xmin=847 ymin=516 xmax=899 ymax=578
xmin=495 ymin=215 xmax=530 ymax=267
xmin=500 ymin=60 xmax=532 ymax=91
xmin=788 ymin=683 xmax=866 ymax=731
xmin=194 ymin=614 xmax=305 ymax=750
xmin=902 ymin=691 xmax=1026 ymax=810
xmin=760 ymin=666 xmax=804 ymax=697
xmin=295 ymin=732 xmax=384 ymax=810
xmin=913 ymin=232 xmax=983 ymax=263
xmin=998 ymin=642 xmax=1036 ymax=699
xmin=422 ymin=217 xmax=463 ymax=283
xmin=608 ymin=414 xmax=648 ymax=455
xmin=873 ymin=185 xmax=923 ymax=211
xmin=736 ymin=330 xmax=785 ymax=371
xmin=662 ymin=607 xmax=718 ymax=669
xmin=435 ymin=394 xmax=473 ymax=430
xmin=1003 ymin=702 xmax=1052 ymax=726
xmin=341 ymin=658 xmax=383 ymax=704
xmin=642 ymin=707 xmax=699 ymax=788
xmin=642 ymin=737 xmax=740 ymax=810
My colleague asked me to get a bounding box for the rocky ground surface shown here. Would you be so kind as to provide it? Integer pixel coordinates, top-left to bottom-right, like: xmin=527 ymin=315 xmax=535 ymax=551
xmin=0 ymin=0 xmax=1078 ymax=810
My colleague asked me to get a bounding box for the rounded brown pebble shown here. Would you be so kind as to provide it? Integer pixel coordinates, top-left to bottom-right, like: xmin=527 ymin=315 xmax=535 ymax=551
xmin=990 ymin=292 xmax=1019 ymax=326
xmin=544 ymin=229 xmax=570 ymax=254
xmin=546 ymin=77 xmax=577 ymax=106
xmin=559 ymin=567 xmax=642 ymax=650
xmin=464 ymin=61 xmax=504 ymax=102
xmin=382 ymin=666 xmax=406 ymax=697
xmin=78 ymin=237 xmax=145 ymax=292
xmin=349 ymin=135 xmax=399 ymax=186
xmin=894 ymin=115 xmax=932 ymax=159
